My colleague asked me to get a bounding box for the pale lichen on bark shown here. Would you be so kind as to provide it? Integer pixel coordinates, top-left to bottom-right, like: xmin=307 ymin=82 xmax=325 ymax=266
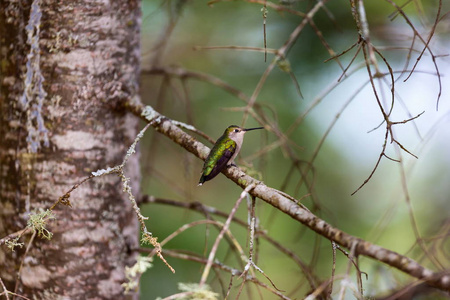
xmin=19 ymin=0 xmax=49 ymax=153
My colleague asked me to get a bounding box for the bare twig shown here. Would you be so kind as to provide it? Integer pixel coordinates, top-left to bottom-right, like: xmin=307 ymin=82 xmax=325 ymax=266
xmin=330 ymin=241 xmax=337 ymax=297
xmin=155 ymin=248 xmax=293 ymax=300
xmin=199 ymin=183 xmax=256 ymax=286
xmin=238 ymin=195 xmax=283 ymax=294
xmin=207 ymin=0 xmax=306 ymax=17
xmin=351 ymin=111 xmax=424 ymax=195
xmin=141 ymin=196 xmax=321 ymax=291
xmin=262 ymin=0 xmax=268 ymax=62
xmin=385 ymin=0 xmax=442 ymax=109
xmin=241 ymin=0 xmax=327 ymax=125
xmin=394 ymin=143 xmax=445 ymax=270
xmin=0 ymin=277 xmax=10 ymax=300
xmin=14 ymin=231 xmax=36 ymax=295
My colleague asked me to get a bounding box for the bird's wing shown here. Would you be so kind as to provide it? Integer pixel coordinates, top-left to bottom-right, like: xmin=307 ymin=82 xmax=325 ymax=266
xmin=200 ymin=140 xmax=236 ymax=183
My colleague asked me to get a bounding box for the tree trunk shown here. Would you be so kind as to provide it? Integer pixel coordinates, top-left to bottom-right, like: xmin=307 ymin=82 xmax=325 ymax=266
xmin=0 ymin=0 xmax=141 ymax=299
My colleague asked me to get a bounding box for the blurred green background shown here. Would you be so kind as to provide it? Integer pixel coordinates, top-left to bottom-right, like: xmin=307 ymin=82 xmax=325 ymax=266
xmin=138 ymin=0 xmax=450 ymax=299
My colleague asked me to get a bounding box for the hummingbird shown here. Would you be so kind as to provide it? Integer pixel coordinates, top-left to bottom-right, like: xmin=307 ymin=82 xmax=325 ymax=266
xmin=198 ymin=125 xmax=264 ymax=186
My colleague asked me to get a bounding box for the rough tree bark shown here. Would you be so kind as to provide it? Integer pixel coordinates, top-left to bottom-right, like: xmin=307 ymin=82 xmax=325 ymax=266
xmin=0 ymin=0 xmax=141 ymax=299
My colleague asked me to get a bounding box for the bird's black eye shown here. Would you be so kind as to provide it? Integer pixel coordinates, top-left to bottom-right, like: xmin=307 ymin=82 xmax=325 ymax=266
xmin=234 ymin=129 xmax=239 ymax=133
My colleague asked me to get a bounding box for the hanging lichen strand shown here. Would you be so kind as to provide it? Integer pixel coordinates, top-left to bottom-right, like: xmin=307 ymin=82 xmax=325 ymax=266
xmin=19 ymin=0 xmax=49 ymax=153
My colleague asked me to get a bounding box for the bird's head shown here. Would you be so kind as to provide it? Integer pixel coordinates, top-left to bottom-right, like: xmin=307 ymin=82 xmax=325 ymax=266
xmin=225 ymin=125 xmax=264 ymax=143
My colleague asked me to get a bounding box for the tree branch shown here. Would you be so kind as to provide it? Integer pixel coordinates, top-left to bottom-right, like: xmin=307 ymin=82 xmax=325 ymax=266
xmin=125 ymin=98 xmax=450 ymax=292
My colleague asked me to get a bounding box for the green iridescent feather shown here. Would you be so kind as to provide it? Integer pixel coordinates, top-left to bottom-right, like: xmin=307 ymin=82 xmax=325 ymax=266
xmin=199 ymin=135 xmax=236 ymax=184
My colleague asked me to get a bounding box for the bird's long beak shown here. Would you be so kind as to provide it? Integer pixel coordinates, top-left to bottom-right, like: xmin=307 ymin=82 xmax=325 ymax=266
xmin=243 ymin=127 xmax=264 ymax=132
